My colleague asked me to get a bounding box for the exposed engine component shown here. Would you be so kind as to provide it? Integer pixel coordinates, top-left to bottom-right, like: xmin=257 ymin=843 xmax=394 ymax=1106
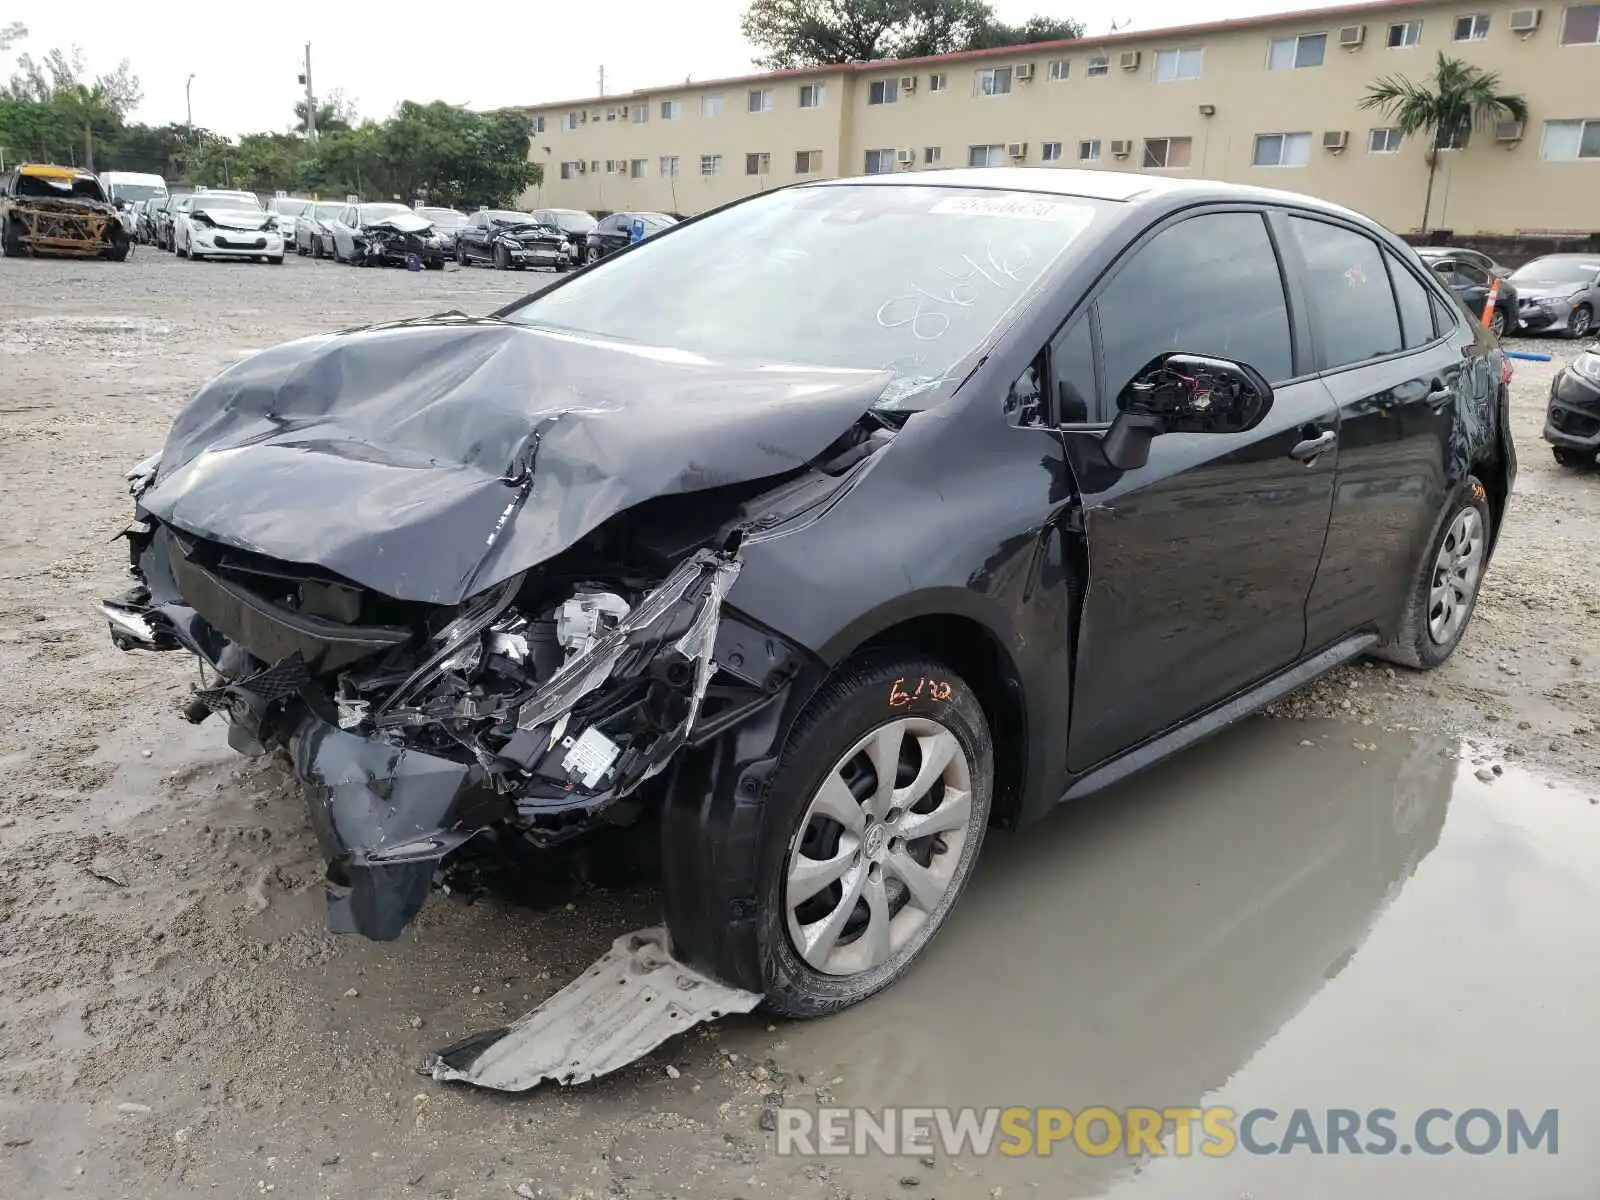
xmin=554 ymin=591 xmax=631 ymax=659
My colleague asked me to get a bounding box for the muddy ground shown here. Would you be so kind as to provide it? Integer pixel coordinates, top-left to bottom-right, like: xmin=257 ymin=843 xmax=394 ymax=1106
xmin=1 ymin=251 xmax=1597 ymax=1200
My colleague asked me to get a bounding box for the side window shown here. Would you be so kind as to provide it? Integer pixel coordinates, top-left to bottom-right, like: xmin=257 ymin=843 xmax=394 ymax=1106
xmin=1096 ymin=212 xmax=1294 ymax=407
xmin=1288 ymin=217 xmax=1402 ymax=370
xmin=1456 ymin=262 xmax=1490 ymax=288
xmin=1387 ymin=255 xmax=1440 ymax=349
xmin=1050 ymin=316 xmax=1096 ymax=423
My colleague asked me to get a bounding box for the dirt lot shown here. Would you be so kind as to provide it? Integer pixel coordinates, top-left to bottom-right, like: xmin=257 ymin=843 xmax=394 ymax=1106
xmin=1 ymin=250 xmax=1597 ymax=1200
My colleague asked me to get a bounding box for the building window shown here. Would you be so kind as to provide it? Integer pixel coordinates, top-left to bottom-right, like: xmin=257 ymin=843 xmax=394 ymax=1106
xmin=661 ymin=99 xmax=682 ymax=120
xmin=974 ymin=66 xmax=1013 ymax=96
xmin=795 ymin=149 xmax=821 ymax=173
xmin=590 ymin=160 xmax=599 ymax=173
xmin=1041 ymin=141 xmax=1063 ymax=161
xmin=1087 ymin=54 xmax=1109 ymax=76
xmin=864 ymin=148 xmax=897 ymax=174
xmin=748 ymin=88 xmax=774 ymax=114
xmin=530 ymin=115 xmax=546 ymax=134
xmin=1267 ymin=32 xmax=1327 ymax=68
xmin=660 ymin=155 xmax=680 ymax=177
xmin=1142 ymin=137 xmax=1192 ymax=168
xmin=1252 ymin=131 xmax=1312 ymax=167
xmin=559 ymin=161 xmax=580 ymax=180
xmin=1453 ymin=13 xmax=1490 ymax=40
xmin=923 ymin=145 xmax=942 ymax=164
xmin=630 ymin=104 xmax=648 ymax=124
xmin=564 ymin=111 xmax=582 ymax=130
xmin=1153 ymin=47 xmax=1204 ymax=81
xmin=1368 ymin=127 xmax=1404 ymax=152
xmin=1387 ymin=20 xmax=1423 ymax=47
xmin=700 ymin=153 xmax=721 ymax=176
xmin=1561 ymin=4 xmax=1600 ymax=43
xmin=1048 ymin=58 xmax=1070 ymax=80
xmin=868 ymin=78 xmax=899 ymax=105
xmin=702 ymin=94 xmax=724 ymax=118
xmin=604 ymin=159 xmax=620 ymax=175
xmin=928 ymin=72 xmax=948 ymax=91
xmin=798 ymin=82 xmax=824 ymax=108
xmin=630 ymin=158 xmax=648 ymax=178
xmin=745 ymin=152 xmax=771 ymax=175
xmin=1438 ymin=123 xmax=1470 ymax=150
xmin=1079 ymin=138 xmax=1101 ymax=162
xmin=1541 ymin=118 xmax=1600 ymax=159
xmin=967 ymin=143 xmax=1007 ymax=168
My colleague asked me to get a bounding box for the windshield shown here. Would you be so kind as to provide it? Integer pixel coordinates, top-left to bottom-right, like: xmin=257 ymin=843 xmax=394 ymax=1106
xmin=418 ymin=207 xmax=466 ymax=228
xmin=314 ymin=203 xmax=344 ymax=220
xmin=505 ymin=184 xmax=1108 ymax=409
xmin=545 ymin=210 xmax=596 ymax=233
xmin=198 ymin=192 xmax=261 ymax=209
xmin=360 ymin=203 xmax=413 ymax=222
xmin=109 ymin=182 xmax=165 ymax=203
xmin=272 ymin=199 xmax=311 ymax=217
xmin=1510 ymin=259 xmax=1599 ymax=287
xmin=487 ymin=210 xmax=537 ymax=225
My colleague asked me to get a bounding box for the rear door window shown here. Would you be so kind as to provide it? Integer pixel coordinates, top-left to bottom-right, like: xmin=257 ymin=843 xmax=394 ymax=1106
xmin=1288 ymin=217 xmax=1402 ymax=370
xmin=1388 ymin=256 xmax=1441 ymax=349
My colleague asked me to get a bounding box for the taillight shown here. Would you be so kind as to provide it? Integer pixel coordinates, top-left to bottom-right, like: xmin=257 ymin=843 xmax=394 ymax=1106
xmin=1500 ymin=357 xmax=1513 ymax=385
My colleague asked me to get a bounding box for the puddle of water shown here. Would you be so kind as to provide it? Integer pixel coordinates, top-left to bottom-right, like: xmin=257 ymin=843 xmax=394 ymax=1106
xmin=742 ymin=717 xmax=1600 ymax=1199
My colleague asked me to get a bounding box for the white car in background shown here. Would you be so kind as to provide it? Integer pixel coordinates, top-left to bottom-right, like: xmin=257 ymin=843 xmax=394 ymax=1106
xmin=174 ymin=190 xmax=286 ymax=263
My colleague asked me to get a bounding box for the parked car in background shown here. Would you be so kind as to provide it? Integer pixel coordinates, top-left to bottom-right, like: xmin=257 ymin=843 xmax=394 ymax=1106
xmin=415 ymin=206 xmax=467 ymax=255
xmin=531 ymin=207 xmax=597 ymax=264
xmin=1544 ymin=345 xmax=1600 ymax=467
xmin=1423 ymin=253 xmax=1518 ymax=337
xmin=99 ymin=171 xmax=168 ymax=237
xmin=174 ymin=191 xmax=282 ymax=263
xmin=1508 ymin=255 xmax=1600 ymax=338
xmin=154 ymin=193 xmax=190 ymax=250
xmin=133 ymin=199 xmax=160 ymax=244
xmin=583 ymin=211 xmax=675 ymax=263
xmin=296 ymin=201 xmax=345 ymax=257
xmin=1 ymin=163 xmax=131 ymax=260
xmin=101 ymin=169 xmax=1515 ymax=1026
xmin=269 ymin=196 xmax=316 ymax=235
xmin=455 ymin=209 xmax=568 ymax=270
xmin=1414 ymin=245 xmax=1510 ymax=282
xmin=328 ymin=202 xmax=446 ymax=268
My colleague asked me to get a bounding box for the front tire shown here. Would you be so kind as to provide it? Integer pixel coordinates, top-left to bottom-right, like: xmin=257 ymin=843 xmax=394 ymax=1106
xmin=1553 ymin=446 xmax=1593 ymax=468
xmin=1568 ymin=304 xmax=1594 ymax=340
xmin=1373 ymin=476 xmax=1493 ymax=669
xmin=1489 ymin=308 xmax=1507 ymax=338
xmin=585 ymin=245 xmax=601 ymax=265
xmin=494 ymin=243 xmax=510 ymax=270
xmin=751 ymin=655 xmax=993 ymax=1018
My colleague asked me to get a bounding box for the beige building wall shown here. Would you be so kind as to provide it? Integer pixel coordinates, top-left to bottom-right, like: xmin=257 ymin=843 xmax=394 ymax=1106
xmin=521 ymin=0 xmax=1600 ymax=235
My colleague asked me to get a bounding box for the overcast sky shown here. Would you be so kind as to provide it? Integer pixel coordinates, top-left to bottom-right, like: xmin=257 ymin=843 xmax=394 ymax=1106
xmin=7 ymin=0 xmax=1345 ymax=137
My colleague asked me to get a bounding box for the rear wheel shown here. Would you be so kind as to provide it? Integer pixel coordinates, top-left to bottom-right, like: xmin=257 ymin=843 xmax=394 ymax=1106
xmin=456 ymin=242 xmax=468 ymax=267
xmin=1373 ymin=476 xmax=1492 ymax=670
xmin=1489 ymin=308 xmax=1507 ymax=338
xmin=749 ymin=655 xmax=993 ymax=1017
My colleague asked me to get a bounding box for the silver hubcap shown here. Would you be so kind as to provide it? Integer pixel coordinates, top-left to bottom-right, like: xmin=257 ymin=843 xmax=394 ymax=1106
xmin=1428 ymin=506 xmax=1485 ymax=644
xmin=1573 ymin=308 xmax=1592 ymax=337
xmin=784 ymin=718 xmax=973 ymax=977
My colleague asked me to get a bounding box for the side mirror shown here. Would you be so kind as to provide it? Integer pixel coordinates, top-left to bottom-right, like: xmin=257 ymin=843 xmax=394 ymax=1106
xmin=1102 ymin=353 xmax=1273 ymax=471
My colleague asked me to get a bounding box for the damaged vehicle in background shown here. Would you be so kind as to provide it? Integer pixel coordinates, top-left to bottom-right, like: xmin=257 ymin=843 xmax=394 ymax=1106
xmin=454 ymin=209 xmax=571 ymax=270
xmin=1 ymin=164 xmax=131 ymax=260
xmin=415 ymin=205 xmax=468 ymax=257
xmin=328 ymin=201 xmax=446 ymax=268
xmin=295 ymin=201 xmax=345 ymax=258
xmin=173 ymin=190 xmax=284 ymax=263
xmin=530 ymin=207 xmax=598 ymax=265
xmin=1544 ymin=344 xmax=1600 ymax=468
xmin=1508 ymin=254 xmax=1600 ymax=339
xmin=101 ymin=169 xmax=1516 ymax=1057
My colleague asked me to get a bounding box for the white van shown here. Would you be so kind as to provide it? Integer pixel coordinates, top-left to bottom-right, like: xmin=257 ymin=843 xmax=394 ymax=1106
xmin=99 ymin=171 xmax=170 ymax=234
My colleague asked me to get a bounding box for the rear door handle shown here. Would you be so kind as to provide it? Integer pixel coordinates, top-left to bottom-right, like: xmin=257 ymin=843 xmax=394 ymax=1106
xmin=1426 ymin=387 xmax=1454 ymax=409
xmin=1289 ymin=430 xmax=1337 ymax=461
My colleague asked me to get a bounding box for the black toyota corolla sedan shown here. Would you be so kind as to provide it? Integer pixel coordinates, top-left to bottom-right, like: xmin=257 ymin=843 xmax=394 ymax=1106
xmin=101 ymin=169 xmax=1514 ymax=1018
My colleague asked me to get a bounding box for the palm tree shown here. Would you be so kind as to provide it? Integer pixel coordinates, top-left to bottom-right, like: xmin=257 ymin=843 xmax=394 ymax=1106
xmin=1360 ymin=52 xmax=1528 ymax=233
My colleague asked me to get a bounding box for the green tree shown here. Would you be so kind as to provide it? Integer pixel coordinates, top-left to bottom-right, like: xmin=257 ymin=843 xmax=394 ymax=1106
xmin=740 ymin=0 xmax=1082 ymax=69
xmin=1359 ymin=52 xmax=1528 ymax=233
xmin=0 ymin=21 xmax=25 ymax=51
xmin=293 ymin=88 xmax=357 ymax=136
xmin=0 ymin=45 xmax=141 ymax=167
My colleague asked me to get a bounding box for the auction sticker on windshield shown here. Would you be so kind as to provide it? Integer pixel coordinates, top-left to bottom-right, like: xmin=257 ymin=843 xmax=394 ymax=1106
xmin=929 ymin=195 xmax=1084 ymax=221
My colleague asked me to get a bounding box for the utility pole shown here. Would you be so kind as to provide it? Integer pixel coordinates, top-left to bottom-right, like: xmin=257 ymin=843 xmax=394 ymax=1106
xmin=298 ymin=44 xmax=317 ymax=139
xmin=598 ymin=65 xmax=605 ymax=97
xmin=186 ymin=73 xmax=196 ymax=138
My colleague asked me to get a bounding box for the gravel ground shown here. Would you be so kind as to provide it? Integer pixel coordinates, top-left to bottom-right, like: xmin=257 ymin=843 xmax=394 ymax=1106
xmin=0 ymin=249 xmax=1596 ymax=1200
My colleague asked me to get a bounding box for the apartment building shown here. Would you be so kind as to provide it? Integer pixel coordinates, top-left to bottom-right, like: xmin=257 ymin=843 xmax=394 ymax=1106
xmin=520 ymin=0 xmax=1600 ymax=235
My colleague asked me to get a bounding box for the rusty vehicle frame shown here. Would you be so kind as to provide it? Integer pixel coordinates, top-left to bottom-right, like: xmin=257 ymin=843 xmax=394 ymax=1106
xmin=1 ymin=164 xmax=131 ymax=261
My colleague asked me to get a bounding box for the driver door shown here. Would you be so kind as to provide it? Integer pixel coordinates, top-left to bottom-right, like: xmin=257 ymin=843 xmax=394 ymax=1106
xmin=1054 ymin=207 xmax=1341 ymax=772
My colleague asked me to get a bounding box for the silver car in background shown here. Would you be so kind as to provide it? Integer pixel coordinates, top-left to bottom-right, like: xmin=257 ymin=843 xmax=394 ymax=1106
xmin=1511 ymin=255 xmax=1600 ymax=339
xmin=296 ymin=201 xmax=346 ymax=258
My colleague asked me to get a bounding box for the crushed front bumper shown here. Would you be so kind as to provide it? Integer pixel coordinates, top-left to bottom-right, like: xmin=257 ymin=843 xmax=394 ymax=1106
xmin=1544 ymin=364 xmax=1600 ymax=454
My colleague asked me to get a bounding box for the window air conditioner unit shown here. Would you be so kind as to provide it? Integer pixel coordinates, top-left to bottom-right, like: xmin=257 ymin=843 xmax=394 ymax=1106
xmin=1015 ymin=63 xmax=1036 ymax=81
xmin=1509 ymin=7 xmax=1541 ymax=31
xmin=1495 ymin=120 xmax=1526 ymax=142
xmin=896 ymin=147 xmax=915 ymax=165
xmin=899 ymin=75 xmax=918 ymax=92
xmin=1006 ymin=141 xmax=1027 ymax=159
xmin=1110 ymin=139 xmax=1131 ymax=157
xmin=1322 ymin=129 xmax=1349 ymax=151
xmin=1119 ymin=51 xmax=1141 ymax=70
xmin=1338 ymin=24 xmax=1366 ymax=47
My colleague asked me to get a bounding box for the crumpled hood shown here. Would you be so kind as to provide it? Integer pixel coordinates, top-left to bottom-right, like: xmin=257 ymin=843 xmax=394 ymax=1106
xmin=366 ymin=212 xmax=433 ymax=235
xmin=1514 ymin=282 xmax=1586 ymax=303
xmin=195 ymin=206 xmax=274 ymax=231
xmin=139 ymin=317 xmax=890 ymax=605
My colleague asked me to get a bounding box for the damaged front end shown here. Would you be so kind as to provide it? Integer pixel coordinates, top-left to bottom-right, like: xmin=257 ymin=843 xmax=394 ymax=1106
xmin=104 ymin=468 xmax=749 ymax=940
xmin=357 ymin=214 xmax=444 ymax=267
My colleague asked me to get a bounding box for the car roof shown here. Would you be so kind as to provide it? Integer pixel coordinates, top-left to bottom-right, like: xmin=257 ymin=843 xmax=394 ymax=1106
xmin=1525 ymin=253 xmax=1600 ymax=263
xmin=812 ymin=167 xmax=1375 ymax=223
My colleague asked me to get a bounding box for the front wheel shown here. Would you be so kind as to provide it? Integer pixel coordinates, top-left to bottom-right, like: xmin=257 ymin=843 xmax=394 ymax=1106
xmin=1553 ymin=446 xmax=1593 ymax=468
xmin=749 ymin=655 xmax=993 ymax=1017
xmin=1568 ymin=304 xmax=1594 ymax=340
xmin=585 ymin=245 xmax=601 ymax=265
xmin=1373 ymin=476 xmax=1493 ymax=670
xmin=1489 ymin=308 xmax=1507 ymax=338
xmin=494 ymin=243 xmax=510 ymax=270
xmin=456 ymin=243 xmax=468 ymax=267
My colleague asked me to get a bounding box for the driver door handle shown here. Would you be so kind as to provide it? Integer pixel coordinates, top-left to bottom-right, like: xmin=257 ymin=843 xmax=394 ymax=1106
xmin=1289 ymin=429 xmax=1337 ymax=461
xmin=1426 ymin=386 xmax=1454 ymax=409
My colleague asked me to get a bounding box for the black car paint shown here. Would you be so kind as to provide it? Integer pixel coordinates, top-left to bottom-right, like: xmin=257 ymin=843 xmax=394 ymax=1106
xmin=103 ymin=174 xmax=1515 ymax=979
xmin=585 ymin=212 xmax=673 ymax=260
xmin=455 ymin=212 xmax=568 ymax=268
xmin=1422 ymin=254 xmax=1518 ymax=332
xmin=1544 ymin=352 xmax=1600 ymax=458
